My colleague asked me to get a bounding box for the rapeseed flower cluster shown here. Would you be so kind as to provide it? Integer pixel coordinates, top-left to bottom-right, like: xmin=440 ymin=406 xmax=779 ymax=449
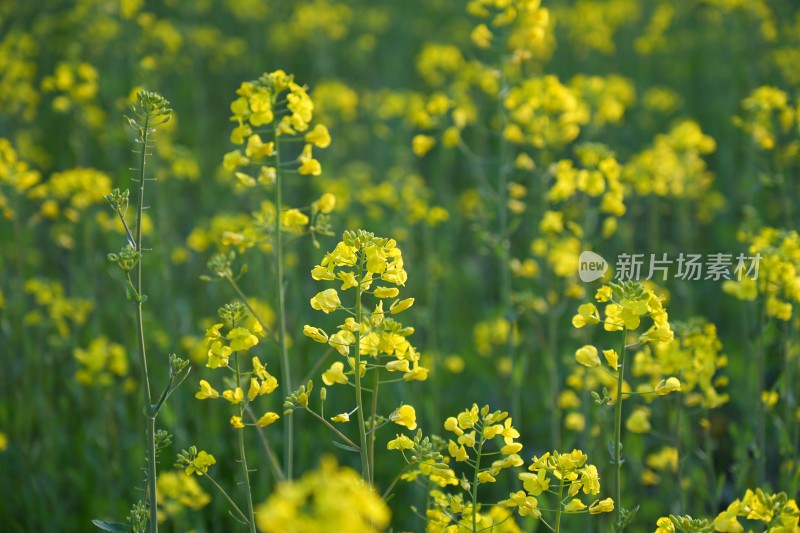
xmin=656 ymin=488 xmax=800 ymax=533
xmin=23 ymin=277 xmax=92 ymax=339
xmin=503 ymin=449 xmax=613 ymax=522
xmin=724 ymin=227 xmax=800 ymax=321
xmin=632 ymin=319 xmax=730 ymax=409
xmin=504 ymin=76 xmax=589 ymax=148
xmin=621 ymin=121 xmax=720 ymax=220
xmin=0 ymin=30 xmax=39 ymax=121
xmin=570 ymin=74 xmax=636 ymax=127
xmin=196 ymin=303 xmax=281 ymax=428
xmin=546 ymin=142 xmax=625 ymax=238
xmin=41 ymin=61 xmax=104 ymax=127
xmin=0 ymin=138 xmax=40 ymax=220
xmin=73 ymin=335 xmax=133 ymax=390
xmin=156 ymin=471 xmax=211 ymax=523
xmin=735 ymin=86 xmax=798 ymax=153
xmin=255 ymin=457 xmax=390 ymax=533
xmin=307 ymin=230 xmax=426 ymax=382
xmin=554 ymin=0 xmax=639 ymax=56
xmin=421 ymin=404 xmax=523 ymax=531
xmin=224 ymin=70 xmax=330 ymax=181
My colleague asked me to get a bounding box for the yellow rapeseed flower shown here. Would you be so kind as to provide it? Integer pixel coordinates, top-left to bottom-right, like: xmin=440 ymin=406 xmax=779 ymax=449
xmin=412 ymin=134 xmax=436 ymax=157
xmin=303 ymin=325 xmax=329 ymax=343
xmin=257 ymin=412 xmax=280 ymax=427
xmin=310 ymin=288 xmax=340 ymax=313
xmin=322 ymin=361 xmax=348 ymax=386
xmin=316 ymin=193 xmax=336 ymax=214
xmin=575 ymin=345 xmax=600 ymax=368
xmin=305 ymin=124 xmax=331 ymax=148
xmin=195 ymin=380 xmax=219 ymax=400
xmin=588 ymin=498 xmax=614 ymax=514
xmin=390 ymin=404 xmax=417 ymax=430
xmin=298 ymin=144 xmax=322 ymax=176
xmin=655 ymin=377 xmax=681 ymax=395
xmin=185 ymin=451 xmax=215 ymax=476
xmin=222 ymin=387 xmax=244 ymax=404
xmin=228 ymin=327 xmax=259 ymax=351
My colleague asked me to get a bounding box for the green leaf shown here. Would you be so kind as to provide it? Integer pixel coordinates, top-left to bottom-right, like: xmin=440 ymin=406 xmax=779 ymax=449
xmin=331 ymin=440 xmax=360 ymax=453
xmin=92 ymin=519 xmax=130 ymax=532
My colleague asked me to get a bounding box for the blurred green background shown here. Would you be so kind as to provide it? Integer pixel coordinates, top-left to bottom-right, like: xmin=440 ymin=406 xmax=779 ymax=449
xmin=1 ymin=0 xmax=799 ymax=531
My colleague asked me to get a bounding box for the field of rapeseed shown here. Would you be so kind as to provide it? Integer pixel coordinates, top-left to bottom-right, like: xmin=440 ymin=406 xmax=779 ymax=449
xmin=1 ymin=0 xmax=800 ymax=531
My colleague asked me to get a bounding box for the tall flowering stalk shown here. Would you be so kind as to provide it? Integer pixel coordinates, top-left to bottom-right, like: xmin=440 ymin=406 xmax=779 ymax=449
xmin=572 ymin=281 xmax=676 ymax=531
xmin=223 ymin=71 xmax=332 ymax=479
xmin=191 ymin=302 xmax=281 ymax=532
xmin=102 ymin=91 xmax=190 ymax=533
xmin=294 ymin=229 xmax=427 ymax=483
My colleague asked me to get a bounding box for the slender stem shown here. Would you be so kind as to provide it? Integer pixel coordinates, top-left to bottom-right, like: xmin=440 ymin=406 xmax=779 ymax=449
xmin=471 ymin=433 xmax=485 ymax=533
xmin=369 ymin=367 xmax=380 ymax=484
xmin=701 ymin=409 xmax=719 ymax=515
xmin=227 ymin=276 xmax=278 ymax=344
xmin=244 ymin=404 xmax=285 ymax=482
xmin=304 ymin=408 xmax=360 ymax=450
xmin=554 ymin=476 xmax=565 ymax=533
xmin=145 ymin=416 xmax=157 ymax=531
xmin=300 ymin=345 xmax=334 ymax=385
xmin=495 ymin=74 xmax=518 ymax=424
xmin=548 ymin=312 xmax=561 ymax=450
xmin=134 ymin=114 xmax=157 ymax=533
xmin=756 ymin=300 xmax=766 ymax=486
xmin=235 ymin=353 xmax=257 ymax=533
xmin=11 ymin=194 xmax=26 ymax=283
xmin=205 ymin=473 xmax=251 ymax=525
xmin=675 ymin=394 xmax=684 ymax=514
xmin=783 ymin=319 xmax=794 ymax=450
xmin=354 ymin=255 xmax=371 ymax=482
xmin=272 ymin=120 xmax=294 ymax=480
xmin=382 ymin=462 xmax=414 ymax=500
xmin=613 ymin=327 xmax=627 ymax=530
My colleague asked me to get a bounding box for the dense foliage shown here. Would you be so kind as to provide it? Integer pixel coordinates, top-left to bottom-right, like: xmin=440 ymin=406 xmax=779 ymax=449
xmin=1 ymin=0 xmax=799 ymax=531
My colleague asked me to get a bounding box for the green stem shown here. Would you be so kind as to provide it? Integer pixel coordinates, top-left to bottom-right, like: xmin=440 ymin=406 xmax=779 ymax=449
xmin=205 ymin=473 xmax=251 ymax=525
xmin=554 ymin=476 xmax=565 ymax=533
xmin=244 ymin=404 xmax=285 ymax=482
xmin=613 ymin=327 xmax=627 ymax=531
xmin=235 ymin=353 xmax=257 ymax=533
xmin=134 ymin=114 xmax=157 ymax=533
xmin=382 ymin=462 xmax=414 ymax=500
xmin=471 ymin=433 xmax=485 ymax=533
xmin=369 ymin=367 xmax=380 ymax=484
xmin=227 ymin=276 xmax=278 ymax=344
xmin=495 ymin=75 xmax=518 ymax=424
xmin=548 ymin=312 xmax=561 ymax=450
xmin=145 ymin=416 xmax=157 ymax=531
xmin=701 ymin=409 xmax=719 ymax=515
xmin=756 ymin=300 xmax=766 ymax=486
xmin=675 ymin=394 xmax=684 ymax=514
xmin=354 ymin=255 xmax=371 ymax=482
xmin=272 ymin=120 xmax=294 ymax=479
xmin=305 ymin=407 xmax=361 ymax=450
